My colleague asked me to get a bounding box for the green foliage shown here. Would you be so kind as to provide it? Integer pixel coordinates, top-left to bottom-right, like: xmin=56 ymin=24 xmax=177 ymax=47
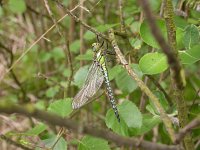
xmin=8 ymin=0 xmax=26 ymax=13
xmin=179 ymin=45 xmax=200 ymax=64
xmin=75 ymin=50 xmax=93 ymax=61
xmin=129 ymin=115 xmax=161 ymax=136
xmin=45 ymin=86 xmax=59 ymax=98
xmin=115 ymin=64 xmax=143 ymax=93
xmin=70 ymin=40 xmax=81 ymax=53
xmin=47 ymin=98 xmax=73 ymax=117
xmin=183 ymin=25 xmax=200 ymax=49
xmin=119 ymin=100 xmax=142 ymax=128
xmin=74 ymin=65 xmax=90 ymax=88
xmin=106 ymin=100 xmax=144 ymax=136
xmin=84 ymin=24 xmax=119 ymax=40
xmin=24 ymin=123 xmax=47 ymax=136
xmin=78 ymin=136 xmax=110 ymax=150
xmin=42 ymin=135 xmax=67 ymax=150
xmin=1 ymin=0 xmax=200 ymax=149
xmin=139 ymin=53 xmax=168 ymax=74
xmin=140 ymin=19 xmax=167 ymax=48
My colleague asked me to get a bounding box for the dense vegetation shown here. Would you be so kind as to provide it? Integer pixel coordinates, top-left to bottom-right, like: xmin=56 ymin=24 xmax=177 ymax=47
xmin=0 ymin=0 xmax=199 ymax=150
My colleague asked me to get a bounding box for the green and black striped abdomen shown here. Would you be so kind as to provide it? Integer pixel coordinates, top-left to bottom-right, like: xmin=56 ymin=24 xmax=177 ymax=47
xmin=100 ymin=63 xmax=120 ymax=122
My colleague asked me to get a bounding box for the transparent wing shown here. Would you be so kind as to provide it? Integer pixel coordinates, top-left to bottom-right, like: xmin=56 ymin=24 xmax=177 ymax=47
xmin=72 ymin=62 xmax=104 ymax=109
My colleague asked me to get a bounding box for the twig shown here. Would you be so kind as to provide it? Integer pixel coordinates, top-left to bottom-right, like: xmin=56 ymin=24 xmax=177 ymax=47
xmin=80 ymin=0 xmax=85 ymax=66
xmin=43 ymin=0 xmax=74 ymax=96
xmin=0 ymin=134 xmax=33 ymax=150
xmin=137 ymin=0 xmax=184 ymax=90
xmin=0 ymin=42 xmax=27 ymax=102
xmin=2 ymin=4 xmax=80 ymax=81
xmin=0 ymin=102 xmax=180 ymax=150
xmin=147 ymin=75 xmax=172 ymax=105
xmin=175 ymin=117 xmax=200 ymax=144
xmin=62 ymin=7 xmax=109 ymax=41
xmin=108 ymin=29 xmax=175 ymax=142
xmin=66 ymin=41 xmax=74 ymax=96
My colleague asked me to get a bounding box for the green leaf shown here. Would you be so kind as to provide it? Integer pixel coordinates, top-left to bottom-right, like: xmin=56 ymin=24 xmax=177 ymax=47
xmin=51 ymin=47 xmax=65 ymax=60
xmin=149 ymin=91 xmax=169 ymax=112
xmin=75 ymin=50 xmax=93 ymax=61
xmin=39 ymin=51 xmax=52 ymax=62
xmin=140 ymin=19 xmax=167 ymax=48
xmin=176 ymin=28 xmax=185 ymax=49
xmin=24 ymin=123 xmax=47 ymax=136
xmin=183 ymin=25 xmax=200 ymax=49
xmin=105 ymin=108 xmax=129 ymax=136
xmin=129 ymin=115 xmax=161 ymax=136
xmin=45 ymin=86 xmax=59 ymax=98
xmin=139 ymin=52 xmax=168 ymax=75
xmin=149 ymin=0 xmax=162 ymax=12
xmin=118 ymin=100 xmax=142 ymax=128
xmin=108 ymin=65 xmax=123 ymax=81
xmin=96 ymin=24 xmax=119 ymax=32
xmin=84 ymin=31 xmax=96 ymax=40
xmin=129 ymin=38 xmax=143 ymax=49
xmin=35 ymin=101 xmax=46 ymax=110
xmin=42 ymin=135 xmax=67 ymax=150
xmin=115 ymin=64 xmax=143 ymax=93
xmin=47 ymin=98 xmax=73 ymax=117
xmin=78 ymin=136 xmax=110 ymax=150
xmin=74 ymin=65 xmax=90 ymax=88
xmin=83 ymin=24 xmax=118 ymax=40
xmin=70 ymin=40 xmax=81 ymax=53
xmin=9 ymin=0 xmax=26 ymax=13
xmin=179 ymin=45 xmax=200 ymax=64
xmin=174 ymin=16 xmax=188 ymax=29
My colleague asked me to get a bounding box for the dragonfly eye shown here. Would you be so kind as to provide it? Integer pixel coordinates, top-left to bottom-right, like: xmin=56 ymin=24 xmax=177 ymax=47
xmin=92 ymin=43 xmax=100 ymax=52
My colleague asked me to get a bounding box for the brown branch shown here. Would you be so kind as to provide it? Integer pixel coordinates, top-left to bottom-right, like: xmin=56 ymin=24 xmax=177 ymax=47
xmin=137 ymin=0 xmax=184 ymax=90
xmin=79 ymin=0 xmax=85 ymax=66
xmin=118 ymin=0 xmax=126 ymax=33
xmin=66 ymin=41 xmax=74 ymax=96
xmin=147 ymin=75 xmax=173 ymax=106
xmin=0 ymin=134 xmax=33 ymax=150
xmin=175 ymin=117 xmax=200 ymax=144
xmin=163 ymin=1 xmax=194 ymax=149
xmin=108 ymin=29 xmax=175 ymax=142
xmin=0 ymin=42 xmax=27 ymax=103
xmin=52 ymin=2 xmax=109 ymax=41
xmin=0 ymin=102 xmax=180 ymax=150
xmin=43 ymin=0 xmax=74 ymax=96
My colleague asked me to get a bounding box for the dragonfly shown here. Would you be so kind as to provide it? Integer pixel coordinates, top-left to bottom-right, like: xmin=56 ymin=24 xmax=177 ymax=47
xmin=72 ymin=40 xmax=120 ymax=122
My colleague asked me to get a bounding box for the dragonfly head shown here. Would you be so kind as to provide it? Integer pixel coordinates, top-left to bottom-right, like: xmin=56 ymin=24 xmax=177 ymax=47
xmin=92 ymin=41 xmax=104 ymax=52
xmin=92 ymin=43 xmax=101 ymax=52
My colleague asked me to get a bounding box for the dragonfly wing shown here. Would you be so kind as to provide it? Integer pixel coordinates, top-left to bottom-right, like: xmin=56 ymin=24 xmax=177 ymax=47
xmin=72 ymin=62 xmax=104 ymax=109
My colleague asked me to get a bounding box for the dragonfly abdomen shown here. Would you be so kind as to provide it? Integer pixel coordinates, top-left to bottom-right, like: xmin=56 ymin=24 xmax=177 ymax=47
xmin=100 ymin=65 xmax=120 ymax=122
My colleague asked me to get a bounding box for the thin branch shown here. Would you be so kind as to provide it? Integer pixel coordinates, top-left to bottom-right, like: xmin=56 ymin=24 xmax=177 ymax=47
xmin=137 ymin=0 xmax=184 ymax=90
xmin=175 ymin=117 xmax=200 ymax=144
xmin=79 ymin=0 xmax=85 ymax=66
xmin=2 ymin=4 xmax=80 ymax=81
xmin=108 ymin=29 xmax=175 ymax=142
xmin=65 ymin=41 xmax=74 ymax=96
xmin=43 ymin=0 xmax=74 ymax=96
xmin=0 ymin=102 xmax=180 ymax=150
xmin=147 ymin=75 xmax=173 ymax=105
xmin=54 ymin=0 xmax=109 ymax=41
xmin=0 ymin=42 xmax=27 ymax=102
